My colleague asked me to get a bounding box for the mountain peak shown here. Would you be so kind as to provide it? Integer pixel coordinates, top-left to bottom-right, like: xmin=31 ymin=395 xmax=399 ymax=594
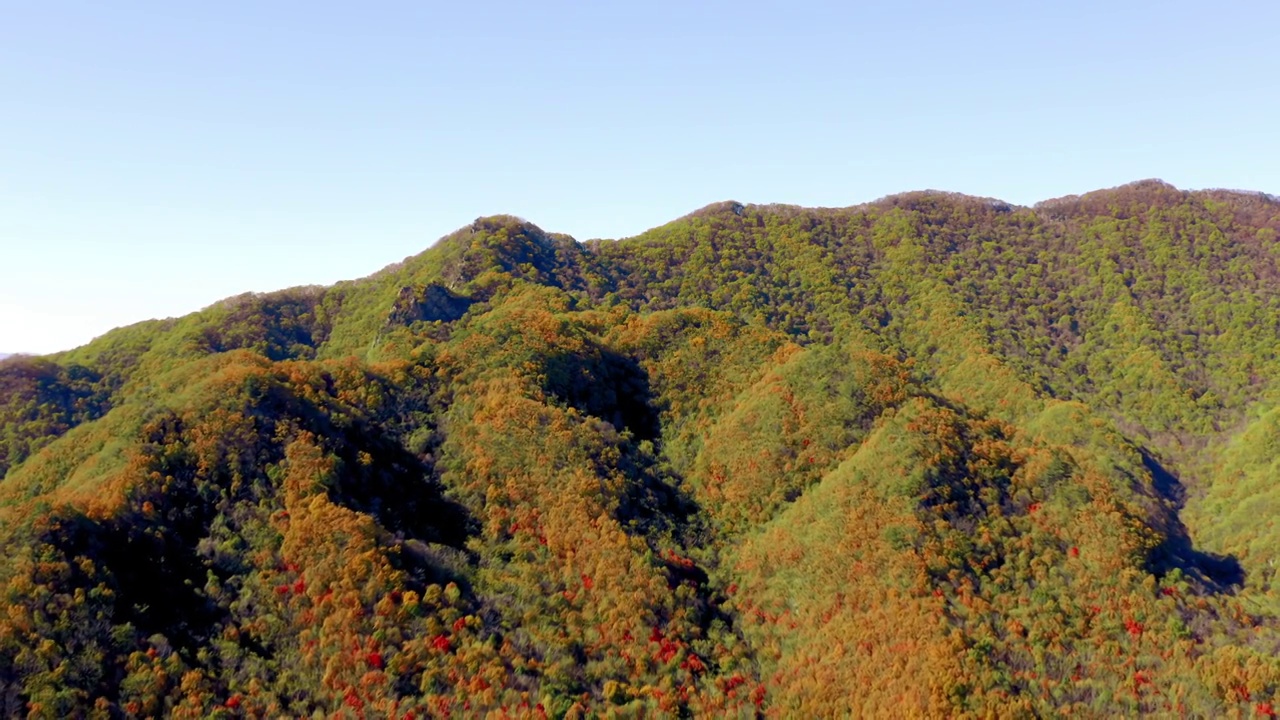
xmin=11 ymin=181 xmax=1280 ymax=717
xmin=1035 ymin=178 xmax=1185 ymax=217
xmin=866 ymin=189 xmax=1020 ymax=214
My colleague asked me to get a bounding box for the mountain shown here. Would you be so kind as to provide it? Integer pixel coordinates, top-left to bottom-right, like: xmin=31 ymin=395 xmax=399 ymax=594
xmin=4 ymin=180 xmax=1280 ymax=716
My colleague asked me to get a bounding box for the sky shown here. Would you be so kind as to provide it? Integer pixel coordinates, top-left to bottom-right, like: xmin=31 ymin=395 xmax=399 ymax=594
xmin=2 ymin=1 xmax=1278 ymax=354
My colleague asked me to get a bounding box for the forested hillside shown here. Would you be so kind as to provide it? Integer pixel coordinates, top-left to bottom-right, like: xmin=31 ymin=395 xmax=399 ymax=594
xmin=5 ymin=180 xmax=1280 ymax=717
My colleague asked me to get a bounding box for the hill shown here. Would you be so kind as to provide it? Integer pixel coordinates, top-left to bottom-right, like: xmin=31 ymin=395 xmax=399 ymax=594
xmin=4 ymin=181 xmax=1280 ymax=716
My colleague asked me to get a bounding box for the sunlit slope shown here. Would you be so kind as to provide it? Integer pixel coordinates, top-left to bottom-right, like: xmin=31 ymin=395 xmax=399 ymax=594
xmin=4 ymin=181 xmax=1280 ymax=716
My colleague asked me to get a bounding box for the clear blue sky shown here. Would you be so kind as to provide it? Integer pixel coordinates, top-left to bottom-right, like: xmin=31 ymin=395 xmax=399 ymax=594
xmin=2 ymin=1 xmax=1277 ymax=354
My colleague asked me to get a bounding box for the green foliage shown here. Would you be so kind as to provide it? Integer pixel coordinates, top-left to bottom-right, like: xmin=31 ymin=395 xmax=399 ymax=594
xmin=0 ymin=356 xmax=110 ymax=479
xmin=5 ymin=181 xmax=1280 ymax=716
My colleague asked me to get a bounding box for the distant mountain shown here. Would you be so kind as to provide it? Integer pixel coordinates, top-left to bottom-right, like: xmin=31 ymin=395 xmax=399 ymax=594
xmin=3 ymin=180 xmax=1280 ymax=716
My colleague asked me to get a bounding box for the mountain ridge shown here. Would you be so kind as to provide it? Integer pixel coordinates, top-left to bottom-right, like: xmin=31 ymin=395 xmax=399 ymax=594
xmin=45 ymin=179 xmax=1279 ymax=351
xmin=4 ymin=179 xmax=1280 ymax=716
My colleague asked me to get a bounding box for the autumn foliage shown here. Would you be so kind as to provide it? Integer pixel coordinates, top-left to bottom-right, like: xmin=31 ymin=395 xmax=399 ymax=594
xmin=4 ymin=183 xmax=1280 ymax=716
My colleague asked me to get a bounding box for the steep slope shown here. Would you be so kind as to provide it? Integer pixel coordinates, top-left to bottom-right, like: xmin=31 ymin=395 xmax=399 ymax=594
xmin=4 ymin=181 xmax=1280 ymax=716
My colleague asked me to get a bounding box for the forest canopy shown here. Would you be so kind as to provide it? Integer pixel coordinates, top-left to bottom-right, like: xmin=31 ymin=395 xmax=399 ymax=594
xmin=4 ymin=180 xmax=1280 ymax=717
